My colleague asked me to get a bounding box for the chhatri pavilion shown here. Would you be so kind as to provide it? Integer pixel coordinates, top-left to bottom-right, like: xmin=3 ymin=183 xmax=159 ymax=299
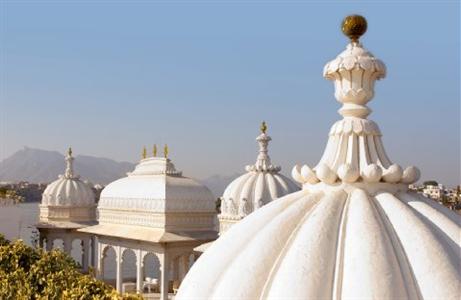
xmin=79 ymin=145 xmax=217 ymax=299
xmin=177 ymin=15 xmax=461 ymax=300
xmin=37 ymin=148 xmax=97 ymax=273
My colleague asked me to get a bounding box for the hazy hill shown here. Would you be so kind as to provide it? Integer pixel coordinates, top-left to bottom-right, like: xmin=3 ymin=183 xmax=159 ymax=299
xmin=0 ymin=147 xmax=135 ymax=185
xmin=0 ymin=147 xmax=243 ymax=196
xmin=200 ymin=173 xmax=240 ymax=198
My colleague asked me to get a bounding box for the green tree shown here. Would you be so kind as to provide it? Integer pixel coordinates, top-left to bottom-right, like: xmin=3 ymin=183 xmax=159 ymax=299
xmin=0 ymin=188 xmax=24 ymax=204
xmin=0 ymin=235 xmax=141 ymax=299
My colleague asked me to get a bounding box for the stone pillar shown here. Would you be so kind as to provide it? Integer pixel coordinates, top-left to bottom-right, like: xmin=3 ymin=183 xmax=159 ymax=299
xmin=38 ymin=235 xmax=45 ymax=250
xmin=116 ymin=246 xmax=122 ymax=293
xmin=45 ymin=237 xmax=53 ymax=251
xmin=136 ymin=250 xmax=143 ymax=294
xmin=82 ymin=238 xmax=90 ymax=272
xmin=64 ymin=236 xmax=72 ymax=255
xmin=180 ymin=255 xmax=189 ymax=282
xmin=159 ymin=251 xmax=170 ymax=300
xmin=172 ymin=257 xmax=179 ymax=281
xmin=96 ymin=243 xmax=104 ymax=280
xmin=91 ymin=236 xmax=97 ymax=268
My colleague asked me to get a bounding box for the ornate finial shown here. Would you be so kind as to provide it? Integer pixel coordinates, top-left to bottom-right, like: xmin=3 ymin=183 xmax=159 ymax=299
xmin=142 ymin=146 xmax=147 ymax=159
xmin=153 ymin=144 xmax=157 ymax=157
xmin=260 ymin=121 xmax=267 ymax=134
xmin=164 ymin=144 xmax=169 ymax=158
xmin=341 ymin=15 xmax=367 ymax=42
xmin=64 ymin=146 xmax=75 ymax=179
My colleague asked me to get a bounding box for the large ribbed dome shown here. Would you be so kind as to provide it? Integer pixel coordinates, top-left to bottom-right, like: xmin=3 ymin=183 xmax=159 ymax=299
xmin=218 ymin=123 xmax=299 ymax=232
xmin=177 ymin=16 xmax=461 ymax=300
xmin=40 ymin=148 xmax=96 ymax=223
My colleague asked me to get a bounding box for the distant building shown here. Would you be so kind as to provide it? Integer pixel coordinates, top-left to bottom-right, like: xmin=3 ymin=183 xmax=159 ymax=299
xmin=422 ymin=183 xmax=445 ymax=200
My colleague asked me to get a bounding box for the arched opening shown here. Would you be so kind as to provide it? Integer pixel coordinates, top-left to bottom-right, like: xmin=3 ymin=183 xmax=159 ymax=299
xmin=121 ymin=249 xmax=137 ymax=287
xmin=170 ymin=252 xmax=194 ymax=292
xmin=71 ymin=239 xmax=83 ymax=267
xmin=143 ymin=252 xmax=161 ymax=281
xmin=52 ymin=238 xmax=64 ymax=251
xmin=143 ymin=252 xmax=161 ymax=293
xmin=41 ymin=237 xmax=48 ymax=251
xmin=102 ymin=246 xmax=116 ymax=286
xmin=177 ymin=253 xmax=191 ymax=281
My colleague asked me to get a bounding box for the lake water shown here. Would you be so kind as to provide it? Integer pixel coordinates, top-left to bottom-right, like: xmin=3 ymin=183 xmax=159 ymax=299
xmin=0 ymin=202 xmax=156 ymax=281
xmin=0 ymin=202 xmax=39 ymax=246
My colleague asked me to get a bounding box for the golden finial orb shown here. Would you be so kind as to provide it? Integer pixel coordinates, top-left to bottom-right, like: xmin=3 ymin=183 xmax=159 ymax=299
xmin=260 ymin=121 xmax=267 ymax=134
xmin=341 ymin=15 xmax=367 ymax=42
xmin=164 ymin=144 xmax=169 ymax=158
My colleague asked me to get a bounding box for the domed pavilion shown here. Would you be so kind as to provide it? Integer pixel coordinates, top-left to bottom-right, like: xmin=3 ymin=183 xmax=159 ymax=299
xmin=218 ymin=122 xmax=299 ymax=233
xmin=177 ymin=16 xmax=461 ymax=300
xmin=79 ymin=146 xmax=217 ymax=298
xmin=37 ymin=147 xmax=97 ymax=272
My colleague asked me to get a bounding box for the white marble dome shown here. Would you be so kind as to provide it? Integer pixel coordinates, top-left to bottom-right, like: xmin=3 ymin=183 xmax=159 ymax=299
xmin=218 ymin=123 xmax=299 ymax=233
xmin=96 ymin=153 xmax=216 ymax=232
xmin=42 ymin=177 xmax=95 ymax=207
xmin=40 ymin=148 xmax=96 ymax=223
xmin=177 ymin=17 xmax=461 ymax=300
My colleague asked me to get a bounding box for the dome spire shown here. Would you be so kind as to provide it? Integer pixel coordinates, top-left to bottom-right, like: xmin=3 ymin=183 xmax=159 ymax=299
xmin=153 ymin=144 xmax=158 ymax=157
xmin=177 ymin=16 xmax=456 ymax=300
xmin=255 ymin=121 xmax=272 ymax=170
xmin=64 ymin=147 xmax=75 ymax=179
xmin=324 ymin=14 xmax=385 ymax=119
xmin=292 ymin=15 xmax=420 ymax=186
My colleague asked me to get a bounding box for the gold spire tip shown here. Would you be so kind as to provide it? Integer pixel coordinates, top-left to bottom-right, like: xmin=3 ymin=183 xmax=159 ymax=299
xmin=342 ymin=15 xmax=367 ymax=42
xmin=153 ymin=144 xmax=157 ymax=157
xmin=67 ymin=147 xmax=72 ymax=157
xmin=260 ymin=121 xmax=267 ymax=134
xmin=142 ymin=146 xmax=147 ymax=159
xmin=164 ymin=144 xmax=169 ymax=158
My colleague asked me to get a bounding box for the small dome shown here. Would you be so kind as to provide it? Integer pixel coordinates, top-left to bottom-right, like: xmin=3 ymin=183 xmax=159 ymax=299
xmin=219 ymin=123 xmax=299 ymax=232
xmin=42 ymin=176 xmax=95 ymax=206
xmin=39 ymin=148 xmax=96 ymax=224
xmin=41 ymin=148 xmax=95 ymax=207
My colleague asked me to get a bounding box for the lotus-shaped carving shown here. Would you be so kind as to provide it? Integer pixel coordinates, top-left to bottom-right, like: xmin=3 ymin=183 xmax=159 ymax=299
xmin=336 ymin=88 xmax=373 ymax=105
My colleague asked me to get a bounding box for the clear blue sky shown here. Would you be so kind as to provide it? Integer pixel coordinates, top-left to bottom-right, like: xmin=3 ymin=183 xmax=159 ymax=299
xmin=1 ymin=0 xmax=459 ymax=186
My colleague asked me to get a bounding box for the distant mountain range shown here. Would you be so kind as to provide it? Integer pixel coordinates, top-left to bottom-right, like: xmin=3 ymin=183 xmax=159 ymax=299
xmin=0 ymin=147 xmax=238 ymax=197
xmin=200 ymin=173 xmax=240 ymax=199
xmin=0 ymin=147 xmax=135 ymax=185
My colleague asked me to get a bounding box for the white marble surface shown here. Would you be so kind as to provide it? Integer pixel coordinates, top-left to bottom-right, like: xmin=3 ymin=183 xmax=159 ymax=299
xmin=177 ymin=24 xmax=461 ymax=300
